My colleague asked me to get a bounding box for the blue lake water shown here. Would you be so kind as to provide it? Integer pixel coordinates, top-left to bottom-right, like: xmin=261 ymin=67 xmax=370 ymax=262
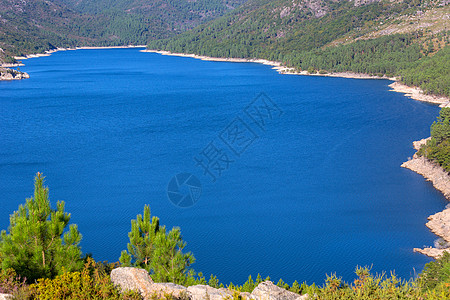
xmin=0 ymin=48 xmax=447 ymax=285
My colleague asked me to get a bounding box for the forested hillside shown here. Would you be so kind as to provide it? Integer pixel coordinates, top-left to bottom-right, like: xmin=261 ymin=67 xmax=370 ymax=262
xmin=0 ymin=0 xmax=102 ymax=61
xmin=148 ymin=0 xmax=450 ymax=96
xmin=55 ymin=0 xmax=247 ymax=38
xmin=1 ymin=0 xmax=448 ymax=95
xmin=57 ymin=0 xmax=246 ymax=21
xmin=0 ymin=0 xmax=247 ymax=63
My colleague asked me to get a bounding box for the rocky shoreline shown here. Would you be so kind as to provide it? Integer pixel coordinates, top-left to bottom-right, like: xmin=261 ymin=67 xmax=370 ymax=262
xmin=0 ymin=67 xmax=29 ymax=80
xmin=0 ymin=45 xmax=146 ymax=81
xmin=401 ymin=138 xmax=450 ymax=259
xmin=389 ymin=82 xmax=450 ymax=107
xmin=8 ymin=47 xmax=450 ymax=109
xmin=143 ymin=49 xmax=450 ymax=105
xmin=141 ymin=49 xmax=282 ymax=68
xmin=142 ymin=49 xmax=399 ymax=80
xmin=12 ymin=45 xmax=146 ymax=61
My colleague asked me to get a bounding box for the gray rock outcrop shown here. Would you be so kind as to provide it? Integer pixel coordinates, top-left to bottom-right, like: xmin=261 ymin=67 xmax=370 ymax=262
xmin=0 ymin=67 xmax=29 ymax=80
xmin=111 ymin=268 xmax=308 ymax=300
xmin=414 ymin=207 xmax=450 ymax=258
xmin=149 ymin=282 xmax=188 ymax=299
xmin=110 ymin=267 xmax=154 ymax=296
xmin=111 ymin=268 xmax=188 ymax=299
xmin=250 ymin=281 xmax=308 ymax=300
xmin=402 ymin=156 xmax=450 ymax=200
xmin=188 ymin=285 xmax=233 ymax=300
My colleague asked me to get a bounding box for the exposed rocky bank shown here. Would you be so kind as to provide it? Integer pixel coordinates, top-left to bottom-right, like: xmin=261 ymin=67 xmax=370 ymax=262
xmin=401 ymin=138 xmax=450 ymax=259
xmin=110 ymin=267 xmax=309 ymax=300
xmin=0 ymin=67 xmax=29 ymax=80
xmin=389 ymin=82 xmax=450 ymax=107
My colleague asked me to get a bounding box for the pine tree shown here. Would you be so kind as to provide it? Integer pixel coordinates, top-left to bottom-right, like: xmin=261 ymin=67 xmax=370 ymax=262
xmin=0 ymin=173 xmax=83 ymax=282
xmin=208 ymin=274 xmax=220 ymax=288
xmin=242 ymin=275 xmax=256 ymax=292
xmin=276 ymin=278 xmax=286 ymax=288
xmin=120 ymin=205 xmax=195 ymax=284
xmin=255 ymin=273 xmax=263 ymax=284
xmin=151 ymin=227 xmax=195 ymax=284
xmin=290 ymin=280 xmax=301 ymax=294
xmin=119 ymin=204 xmax=160 ymax=271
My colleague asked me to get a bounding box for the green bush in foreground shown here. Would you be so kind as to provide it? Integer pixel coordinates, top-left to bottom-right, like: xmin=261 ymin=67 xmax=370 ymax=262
xmin=30 ymin=258 xmax=142 ymax=300
xmin=419 ymin=251 xmax=450 ymax=291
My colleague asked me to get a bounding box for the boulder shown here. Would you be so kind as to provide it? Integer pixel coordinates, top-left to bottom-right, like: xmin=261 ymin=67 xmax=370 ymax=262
xmin=187 ymin=284 xmax=233 ymax=300
xmin=110 ymin=267 xmax=154 ymax=296
xmin=148 ymin=282 xmax=189 ymax=299
xmin=240 ymin=292 xmax=252 ymax=299
xmin=0 ymin=68 xmax=29 ymax=80
xmin=111 ymin=268 xmax=189 ymax=299
xmin=1 ymin=72 xmax=13 ymax=80
xmin=15 ymin=72 xmax=29 ymax=79
xmin=250 ymin=281 xmax=308 ymax=300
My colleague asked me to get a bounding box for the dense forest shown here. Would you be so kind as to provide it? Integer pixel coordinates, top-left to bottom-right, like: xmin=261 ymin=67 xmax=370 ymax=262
xmin=0 ymin=0 xmax=247 ymax=62
xmin=147 ymin=0 xmax=449 ymax=97
xmin=400 ymin=45 xmax=450 ymax=97
xmin=1 ymin=174 xmax=450 ymax=299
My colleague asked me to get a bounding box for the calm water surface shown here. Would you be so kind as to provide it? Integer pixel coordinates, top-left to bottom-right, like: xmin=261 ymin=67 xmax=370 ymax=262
xmin=0 ymin=48 xmax=447 ymax=285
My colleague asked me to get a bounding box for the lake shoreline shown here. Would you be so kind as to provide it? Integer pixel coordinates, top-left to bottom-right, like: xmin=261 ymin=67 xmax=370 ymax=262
xmin=7 ymin=47 xmax=450 ymax=107
xmin=402 ymin=138 xmax=450 ymax=259
xmin=142 ymin=49 xmax=450 ymax=106
xmin=11 ymin=45 xmax=147 ymax=61
xmin=6 ymin=47 xmax=450 ymax=261
xmin=0 ymin=46 xmax=147 ymax=81
xmin=143 ymin=49 xmax=450 ymax=262
xmin=0 ymin=67 xmax=30 ymax=80
xmin=2 ymin=46 xmax=448 ymax=281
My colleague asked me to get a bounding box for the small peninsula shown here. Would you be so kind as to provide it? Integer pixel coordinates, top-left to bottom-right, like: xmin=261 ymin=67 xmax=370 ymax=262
xmin=0 ymin=67 xmax=29 ymax=81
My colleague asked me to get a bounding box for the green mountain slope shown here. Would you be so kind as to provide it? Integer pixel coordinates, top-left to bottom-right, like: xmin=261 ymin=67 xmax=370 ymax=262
xmin=147 ymin=0 xmax=416 ymax=57
xmin=148 ymin=0 xmax=449 ymax=96
xmin=55 ymin=0 xmax=248 ymax=38
xmin=57 ymin=0 xmax=246 ymax=20
xmin=0 ymin=0 xmax=247 ymax=63
xmin=0 ymin=0 xmax=101 ymax=60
